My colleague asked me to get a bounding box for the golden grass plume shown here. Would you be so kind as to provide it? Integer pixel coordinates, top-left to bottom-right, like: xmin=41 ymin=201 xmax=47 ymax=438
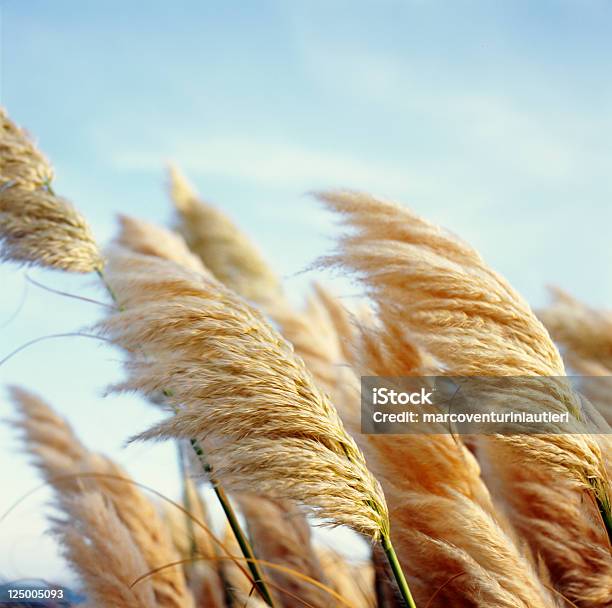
xmin=0 ymin=108 xmax=102 ymax=272
xmin=317 ymin=191 xmax=609 ymax=499
xmin=117 ymin=214 xmax=207 ymax=275
xmin=9 ymin=386 xmax=194 ymax=608
xmin=168 ymin=164 xmax=281 ymax=304
xmin=98 ymin=246 xmax=389 ymax=541
xmin=117 ymin=214 xmax=345 ymax=607
xmin=0 ymin=108 xmax=53 ymax=189
xmin=52 ymin=491 xmax=158 ymax=608
xmin=316 ymin=191 xmax=611 ymax=605
xmin=238 ymin=495 xmax=334 ymax=608
xmin=538 ymin=287 xmax=612 ymax=371
xmin=479 ymin=441 xmax=612 ymax=607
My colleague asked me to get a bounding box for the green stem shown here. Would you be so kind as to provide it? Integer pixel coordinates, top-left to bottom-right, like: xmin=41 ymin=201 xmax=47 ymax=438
xmin=595 ymin=495 xmax=612 ymax=548
xmin=381 ymin=533 xmax=417 ymax=608
xmin=189 ymin=439 xmax=277 ymax=608
xmin=95 ymin=269 xmax=277 ymax=606
xmin=95 ymin=268 xmax=121 ymax=307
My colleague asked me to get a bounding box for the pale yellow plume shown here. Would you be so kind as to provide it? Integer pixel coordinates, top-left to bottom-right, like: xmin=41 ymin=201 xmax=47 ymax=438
xmin=168 ymin=164 xmax=281 ymax=304
xmin=52 ymin=491 xmax=157 ymax=608
xmin=238 ymin=496 xmax=334 ymax=608
xmin=10 ymin=386 xmax=194 ymax=608
xmin=0 ymin=108 xmax=102 ymax=272
xmin=0 ymin=108 xmax=53 ymax=189
xmin=99 ymin=247 xmax=389 ymax=540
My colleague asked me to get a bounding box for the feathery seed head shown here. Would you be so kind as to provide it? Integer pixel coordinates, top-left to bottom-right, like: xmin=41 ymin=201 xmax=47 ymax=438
xmin=0 ymin=108 xmax=54 ymax=189
xmin=0 ymin=108 xmax=102 ymax=272
xmin=168 ymin=164 xmax=282 ymax=304
xmin=99 ymin=247 xmax=389 ymax=539
xmin=10 ymin=387 xmax=194 ymax=608
xmin=0 ymin=188 xmax=102 ymax=272
xmin=117 ymin=214 xmax=207 ymax=274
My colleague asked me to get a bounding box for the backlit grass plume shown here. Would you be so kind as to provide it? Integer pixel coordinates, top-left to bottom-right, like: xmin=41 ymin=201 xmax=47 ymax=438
xmin=238 ymin=496 xmax=334 ymax=608
xmin=331 ymin=324 xmax=561 ymax=607
xmin=317 ymin=192 xmax=611 ymax=514
xmin=247 ymin=246 xmax=550 ymax=605
xmin=98 ymin=247 xmax=389 ymax=540
xmin=0 ymin=108 xmax=102 ymax=272
xmin=318 ymin=191 xmax=612 ymax=601
xmin=119 ymin=214 xmax=347 ymax=607
xmin=52 ymin=491 xmax=158 ymax=608
xmin=168 ymin=164 xmax=281 ymax=304
xmin=479 ymin=441 xmax=612 ymax=608
xmin=9 ymin=386 xmax=194 ymax=608
xmin=538 ymin=288 xmax=612 ymax=371
xmin=117 ymin=214 xmax=207 ymax=275
xmin=162 ymin=479 xmax=227 ymax=608
xmin=0 ymin=108 xmax=53 ymax=189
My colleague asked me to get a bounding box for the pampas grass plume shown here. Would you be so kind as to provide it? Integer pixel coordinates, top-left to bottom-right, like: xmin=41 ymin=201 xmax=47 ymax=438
xmin=0 ymin=108 xmax=102 ymax=272
xmin=99 ymin=247 xmax=389 ymax=541
xmin=168 ymin=164 xmax=281 ymax=304
xmin=10 ymin=386 xmax=194 ymax=608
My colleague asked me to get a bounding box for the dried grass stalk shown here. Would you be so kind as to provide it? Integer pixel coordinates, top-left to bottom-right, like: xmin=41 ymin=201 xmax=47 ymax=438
xmin=117 ymin=214 xmax=207 ymax=275
xmin=344 ymin=327 xmax=560 ymax=607
xmin=10 ymin=386 xmax=194 ymax=608
xmin=168 ymin=165 xmax=281 ymax=304
xmin=538 ymin=288 xmax=612 ymax=371
xmin=220 ymin=524 xmax=270 ymax=608
xmin=163 ymin=478 xmax=227 ymax=608
xmin=0 ymin=108 xmax=53 ymax=189
xmin=317 ymin=191 xmax=611 ymax=604
xmin=98 ymin=247 xmax=389 ymax=541
xmin=479 ymin=441 xmax=612 ymax=608
xmin=0 ymin=187 xmax=102 ymax=272
xmin=317 ymin=547 xmax=376 ymax=608
xmin=238 ymin=495 xmax=333 ymax=608
xmin=52 ymin=491 xmax=157 ymax=608
xmin=318 ymin=192 xmax=610 ymax=503
xmin=0 ymin=108 xmax=102 ymax=272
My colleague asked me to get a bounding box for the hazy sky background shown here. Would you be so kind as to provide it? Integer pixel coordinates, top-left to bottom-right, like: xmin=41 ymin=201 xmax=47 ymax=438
xmin=1 ymin=0 xmax=611 ymax=584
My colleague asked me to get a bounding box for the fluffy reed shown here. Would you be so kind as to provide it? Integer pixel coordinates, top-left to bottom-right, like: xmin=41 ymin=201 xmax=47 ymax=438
xmin=238 ymin=496 xmax=334 ymax=608
xmin=231 ymin=217 xmax=556 ymax=605
xmin=117 ymin=214 xmax=207 ymax=275
xmin=478 ymin=441 xmax=612 ymax=607
xmin=162 ymin=479 xmax=227 ymax=608
xmin=317 ymin=547 xmax=376 ymax=608
xmin=539 ymin=289 xmax=612 ymax=426
xmin=331 ymin=323 xmax=561 ymax=607
xmin=538 ymin=288 xmax=612 ymax=371
xmin=0 ymin=108 xmax=102 ymax=272
xmin=168 ymin=165 xmax=281 ymax=304
xmin=52 ymin=491 xmax=158 ymax=608
xmin=119 ymin=213 xmax=350 ymax=608
xmin=317 ymin=191 xmax=611 ymax=604
xmin=9 ymin=386 xmax=194 ymax=608
xmin=0 ymin=108 xmax=53 ymax=189
xmin=98 ymin=247 xmax=388 ymax=540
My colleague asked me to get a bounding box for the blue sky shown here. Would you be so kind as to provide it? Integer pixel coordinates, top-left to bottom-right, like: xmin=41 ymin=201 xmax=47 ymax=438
xmin=1 ymin=0 xmax=611 ymax=583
